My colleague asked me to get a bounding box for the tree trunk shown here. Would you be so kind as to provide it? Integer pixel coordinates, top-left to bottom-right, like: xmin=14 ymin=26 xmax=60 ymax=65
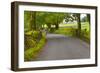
xmin=77 ymin=14 xmax=81 ymax=37
xmin=32 ymin=11 xmax=36 ymax=30
xmin=30 ymin=12 xmax=33 ymax=30
xmin=48 ymin=24 xmax=51 ymax=29
xmin=87 ymin=14 xmax=90 ymax=32
xmin=30 ymin=11 xmax=37 ymax=30
xmin=55 ymin=24 xmax=59 ymax=29
xmin=47 ymin=23 xmax=51 ymax=31
xmin=55 ymin=18 xmax=59 ymax=29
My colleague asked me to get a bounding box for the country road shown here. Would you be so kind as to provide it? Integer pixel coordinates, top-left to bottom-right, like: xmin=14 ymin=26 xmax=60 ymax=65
xmin=36 ymin=33 xmax=90 ymax=61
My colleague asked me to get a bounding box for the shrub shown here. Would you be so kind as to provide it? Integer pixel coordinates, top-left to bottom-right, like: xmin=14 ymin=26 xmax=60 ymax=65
xmin=24 ymin=35 xmax=36 ymax=50
xmin=24 ymin=33 xmax=46 ymax=61
xmin=24 ymin=30 xmax=43 ymax=50
xmin=32 ymin=31 xmax=39 ymax=39
xmin=25 ymin=31 xmax=33 ymax=35
xmin=80 ymin=29 xmax=90 ymax=43
xmin=32 ymin=30 xmax=42 ymax=42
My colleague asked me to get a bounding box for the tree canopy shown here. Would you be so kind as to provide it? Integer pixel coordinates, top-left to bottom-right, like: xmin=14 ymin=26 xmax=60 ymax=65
xmin=24 ymin=11 xmax=90 ymax=37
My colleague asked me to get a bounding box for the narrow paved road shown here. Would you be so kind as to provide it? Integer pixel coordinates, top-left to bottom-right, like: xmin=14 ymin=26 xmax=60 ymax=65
xmin=36 ymin=33 xmax=90 ymax=61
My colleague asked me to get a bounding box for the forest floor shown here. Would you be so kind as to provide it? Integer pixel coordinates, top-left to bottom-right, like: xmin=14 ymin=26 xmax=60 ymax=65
xmin=35 ymin=33 xmax=90 ymax=61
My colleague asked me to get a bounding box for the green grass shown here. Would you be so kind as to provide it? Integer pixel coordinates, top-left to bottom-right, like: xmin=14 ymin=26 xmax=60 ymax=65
xmin=60 ymin=22 xmax=89 ymax=30
xmin=54 ymin=22 xmax=90 ymax=43
xmin=24 ymin=32 xmax=46 ymax=61
xmin=54 ymin=28 xmax=75 ymax=36
xmin=59 ymin=23 xmax=77 ymax=27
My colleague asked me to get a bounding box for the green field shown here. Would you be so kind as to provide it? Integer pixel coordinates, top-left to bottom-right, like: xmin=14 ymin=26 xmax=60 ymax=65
xmin=54 ymin=22 xmax=90 ymax=43
xmin=59 ymin=22 xmax=89 ymax=30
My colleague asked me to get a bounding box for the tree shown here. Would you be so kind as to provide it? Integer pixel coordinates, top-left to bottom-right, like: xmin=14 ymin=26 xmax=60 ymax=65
xmin=64 ymin=13 xmax=81 ymax=37
xmin=65 ymin=13 xmax=76 ymax=23
xmin=87 ymin=14 xmax=90 ymax=24
xmin=54 ymin=13 xmax=65 ymax=29
xmin=24 ymin=11 xmax=32 ymax=31
xmin=76 ymin=14 xmax=81 ymax=37
xmin=24 ymin=11 xmax=37 ymax=31
xmin=87 ymin=14 xmax=90 ymax=31
xmin=36 ymin=12 xmax=46 ymax=29
xmin=44 ymin=12 xmax=65 ymax=30
xmin=32 ymin=11 xmax=37 ymax=30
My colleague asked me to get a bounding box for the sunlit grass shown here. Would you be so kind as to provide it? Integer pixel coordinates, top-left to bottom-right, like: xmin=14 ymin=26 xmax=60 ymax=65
xmin=59 ymin=23 xmax=77 ymax=27
xmin=54 ymin=28 xmax=74 ymax=36
xmin=54 ymin=22 xmax=90 ymax=43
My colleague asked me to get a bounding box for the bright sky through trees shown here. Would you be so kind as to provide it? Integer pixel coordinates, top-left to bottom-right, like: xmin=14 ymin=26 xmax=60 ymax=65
xmin=81 ymin=14 xmax=87 ymax=19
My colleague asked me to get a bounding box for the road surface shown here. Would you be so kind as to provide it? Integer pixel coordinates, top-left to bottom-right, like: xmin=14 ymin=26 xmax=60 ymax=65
xmin=36 ymin=33 xmax=90 ymax=61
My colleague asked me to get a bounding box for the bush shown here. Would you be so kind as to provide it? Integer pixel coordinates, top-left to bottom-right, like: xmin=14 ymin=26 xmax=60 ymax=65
xmin=24 ymin=33 xmax=46 ymax=61
xmin=32 ymin=31 xmax=39 ymax=39
xmin=80 ymin=29 xmax=90 ymax=43
xmin=24 ymin=30 xmax=43 ymax=50
xmin=24 ymin=35 xmax=36 ymax=50
xmin=49 ymin=28 xmax=55 ymax=33
xmin=25 ymin=31 xmax=33 ymax=35
xmin=32 ymin=30 xmax=42 ymax=42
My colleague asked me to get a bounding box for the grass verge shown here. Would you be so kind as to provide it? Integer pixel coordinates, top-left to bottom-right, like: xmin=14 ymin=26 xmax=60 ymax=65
xmin=24 ymin=33 xmax=46 ymax=61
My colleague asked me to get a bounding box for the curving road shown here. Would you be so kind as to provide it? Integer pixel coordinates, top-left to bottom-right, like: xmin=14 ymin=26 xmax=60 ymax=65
xmin=36 ymin=33 xmax=90 ymax=61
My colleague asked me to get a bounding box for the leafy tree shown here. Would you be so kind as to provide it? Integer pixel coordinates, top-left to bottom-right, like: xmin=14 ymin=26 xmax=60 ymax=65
xmin=87 ymin=14 xmax=90 ymax=31
xmin=54 ymin=13 xmax=65 ymax=29
xmin=32 ymin=11 xmax=37 ymax=30
xmin=36 ymin=12 xmax=47 ymax=29
xmin=87 ymin=14 xmax=90 ymax=24
xmin=76 ymin=14 xmax=81 ymax=37
xmin=24 ymin=11 xmax=32 ymax=31
xmin=64 ymin=13 xmax=81 ymax=37
xmin=24 ymin=11 xmax=37 ymax=31
xmin=44 ymin=12 xmax=65 ymax=30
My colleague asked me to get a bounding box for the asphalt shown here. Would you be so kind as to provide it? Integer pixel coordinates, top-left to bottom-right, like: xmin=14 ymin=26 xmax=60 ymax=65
xmin=36 ymin=33 xmax=90 ymax=61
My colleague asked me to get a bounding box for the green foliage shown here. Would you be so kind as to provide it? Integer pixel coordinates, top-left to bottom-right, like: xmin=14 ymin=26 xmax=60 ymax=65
xmin=32 ymin=31 xmax=39 ymax=39
xmin=24 ymin=11 xmax=66 ymax=30
xmin=24 ymin=36 xmax=36 ymax=50
xmin=24 ymin=11 xmax=32 ymax=30
xmin=81 ymin=22 xmax=90 ymax=31
xmin=80 ymin=30 xmax=90 ymax=43
xmin=24 ymin=30 xmax=43 ymax=50
xmin=54 ymin=21 xmax=90 ymax=43
xmin=24 ymin=34 xmax=46 ymax=61
xmin=25 ymin=31 xmax=33 ymax=35
xmin=64 ymin=13 xmax=79 ymax=23
xmin=24 ymin=31 xmax=35 ymax=50
xmin=24 ymin=10 xmax=90 ymax=61
xmin=45 ymin=12 xmax=65 ymax=28
xmin=24 ymin=30 xmax=46 ymax=61
xmin=36 ymin=12 xmax=46 ymax=28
